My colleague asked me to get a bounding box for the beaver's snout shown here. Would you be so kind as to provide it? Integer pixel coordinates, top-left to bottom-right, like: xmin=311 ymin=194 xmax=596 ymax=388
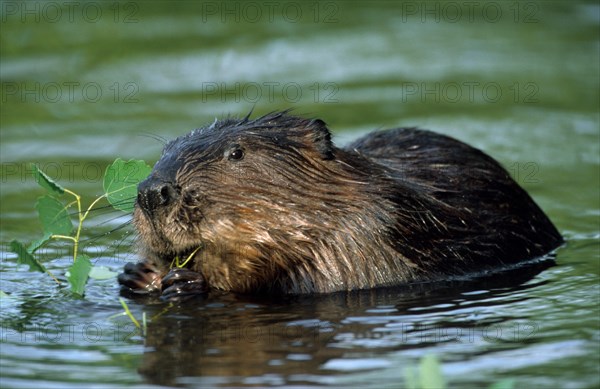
xmin=137 ymin=177 xmax=180 ymax=214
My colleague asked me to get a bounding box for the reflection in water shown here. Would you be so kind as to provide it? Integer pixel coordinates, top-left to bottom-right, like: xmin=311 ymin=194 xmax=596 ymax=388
xmin=137 ymin=260 xmax=553 ymax=387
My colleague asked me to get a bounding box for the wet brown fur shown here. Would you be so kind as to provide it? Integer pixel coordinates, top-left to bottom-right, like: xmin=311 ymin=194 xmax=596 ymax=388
xmin=131 ymin=111 xmax=563 ymax=294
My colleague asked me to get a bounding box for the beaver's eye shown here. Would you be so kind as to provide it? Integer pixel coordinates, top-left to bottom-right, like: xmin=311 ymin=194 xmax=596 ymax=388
xmin=228 ymin=148 xmax=244 ymax=161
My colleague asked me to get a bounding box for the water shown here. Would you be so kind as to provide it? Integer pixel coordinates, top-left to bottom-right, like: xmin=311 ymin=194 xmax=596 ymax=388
xmin=1 ymin=1 xmax=599 ymax=388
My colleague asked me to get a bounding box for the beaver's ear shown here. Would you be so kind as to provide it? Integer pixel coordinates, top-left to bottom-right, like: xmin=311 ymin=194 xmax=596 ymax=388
xmin=307 ymin=119 xmax=335 ymax=160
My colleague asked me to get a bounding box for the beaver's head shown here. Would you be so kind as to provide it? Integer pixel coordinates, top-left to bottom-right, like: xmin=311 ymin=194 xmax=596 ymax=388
xmin=133 ymin=112 xmax=375 ymax=293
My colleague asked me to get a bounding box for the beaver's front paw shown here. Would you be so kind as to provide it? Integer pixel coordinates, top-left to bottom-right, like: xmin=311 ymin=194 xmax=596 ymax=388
xmin=118 ymin=262 xmax=162 ymax=296
xmin=160 ymin=268 xmax=208 ymax=301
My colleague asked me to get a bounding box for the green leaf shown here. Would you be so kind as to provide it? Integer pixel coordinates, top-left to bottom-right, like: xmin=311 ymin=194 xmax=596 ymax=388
xmin=419 ymin=354 xmax=445 ymax=389
xmin=89 ymin=266 xmax=118 ymax=280
xmin=30 ymin=163 xmax=64 ymax=196
xmin=0 ymin=290 xmax=9 ymax=298
xmin=36 ymin=195 xmax=73 ymax=236
xmin=28 ymin=232 xmax=53 ymax=253
xmin=10 ymin=240 xmax=47 ymax=273
xmin=103 ymin=159 xmax=152 ymax=213
xmin=489 ymin=379 xmax=515 ymax=389
xmin=68 ymin=255 xmax=92 ymax=296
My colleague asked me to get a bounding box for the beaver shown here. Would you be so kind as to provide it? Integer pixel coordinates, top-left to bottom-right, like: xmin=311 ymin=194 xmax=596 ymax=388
xmin=118 ymin=111 xmax=563 ymax=298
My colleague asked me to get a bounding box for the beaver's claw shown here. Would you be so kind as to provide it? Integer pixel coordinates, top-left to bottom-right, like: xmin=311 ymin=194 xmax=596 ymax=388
xmin=160 ymin=268 xmax=208 ymax=301
xmin=118 ymin=262 xmax=162 ymax=296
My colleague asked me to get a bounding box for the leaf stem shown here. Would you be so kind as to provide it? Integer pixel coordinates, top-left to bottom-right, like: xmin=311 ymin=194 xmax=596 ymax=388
xmin=51 ymin=235 xmax=77 ymax=243
xmin=46 ymin=270 xmax=61 ymax=285
xmin=179 ymin=246 xmax=202 ymax=268
xmin=170 ymin=245 xmax=202 ymax=269
xmin=119 ymin=298 xmax=141 ymax=329
xmin=63 ymin=189 xmax=82 ymax=261
xmin=82 ymin=194 xmax=107 ymax=222
xmin=62 ymin=188 xmax=106 ymax=263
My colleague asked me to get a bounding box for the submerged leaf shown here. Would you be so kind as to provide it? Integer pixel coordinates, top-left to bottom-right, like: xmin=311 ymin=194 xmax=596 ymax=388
xmin=419 ymin=354 xmax=445 ymax=389
xmin=68 ymin=255 xmax=92 ymax=296
xmin=404 ymin=366 xmax=418 ymax=389
xmin=489 ymin=379 xmax=515 ymax=389
xmin=10 ymin=240 xmax=47 ymax=273
xmin=89 ymin=266 xmax=118 ymax=280
xmin=103 ymin=159 xmax=152 ymax=213
xmin=30 ymin=163 xmax=65 ymax=196
xmin=36 ymin=195 xmax=73 ymax=236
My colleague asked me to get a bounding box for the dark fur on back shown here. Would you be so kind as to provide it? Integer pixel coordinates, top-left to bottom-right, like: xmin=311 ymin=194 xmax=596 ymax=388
xmin=132 ymin=111 xmax=563 ymax=294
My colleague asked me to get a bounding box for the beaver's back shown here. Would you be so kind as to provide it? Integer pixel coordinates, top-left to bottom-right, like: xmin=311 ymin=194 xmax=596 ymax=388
xmin=346 ymin=128 xmax=563 ymax=276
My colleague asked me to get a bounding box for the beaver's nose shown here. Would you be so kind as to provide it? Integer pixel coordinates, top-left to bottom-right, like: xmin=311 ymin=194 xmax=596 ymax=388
xmin=137 ymin=178 xmax=179 ymax=213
